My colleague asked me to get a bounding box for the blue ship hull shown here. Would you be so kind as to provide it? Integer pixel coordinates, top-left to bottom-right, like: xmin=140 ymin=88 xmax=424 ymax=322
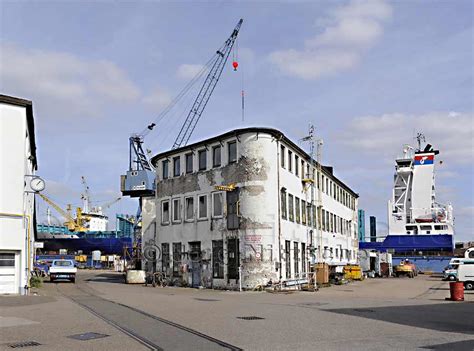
xmin=359 ymin=234 xmax=453 ymax=254
xmin=41 ymin=237 xmax=133 ymax=255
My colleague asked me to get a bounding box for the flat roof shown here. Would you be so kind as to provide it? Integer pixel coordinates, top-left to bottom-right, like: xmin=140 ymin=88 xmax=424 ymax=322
xmin=0 ymin=94 xmax=38 ymax=170
xmin=151 ymin=127 xmax=358 ymax=197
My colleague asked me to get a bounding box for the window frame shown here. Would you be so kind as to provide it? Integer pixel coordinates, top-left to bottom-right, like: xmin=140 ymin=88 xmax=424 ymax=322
xmin=185 ymin=153 xmax=193 ymax=174
xmin=173 ymin=156 xmax=181 ymax=177
xmin=162 ymin=160 xmax=169 ymax=180
xmin=172 ymin=197 xmax=182 ymax=223
xmin=212 ymin=191 xmax=224 ymax=218
xmin=295 ymin=197 xmax=301 ymax=224
xmin=288 ymin=150 xmax=293 ymax=172
xmin=198 ymin=194 xmax=208 ymax=220
xmin=228 ymin=140 xmax=237 ymax=164
xmin=161 ymin=199 xmax=170 ymax=225
xmin=288 ymin=194 xmax=294 ymax=222
xmin=280 ymin=188 xmax=287 ymax=220
xmin=295 ymin=155 xmax=299 ymax=176
xmin=185 ymin=196 xmax=194 ymax=221
xmin=212 ymin=145 xmax=221 ymax=168
xmin=280 ymin=145 xmax=286 ymax=168
xmin=198 ymin=149 xmax=207 ymax=171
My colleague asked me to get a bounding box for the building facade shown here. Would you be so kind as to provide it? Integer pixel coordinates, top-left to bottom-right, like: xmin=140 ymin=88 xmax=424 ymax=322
xmin=0 ymin=95 xmax=38 ymax=294
xmin=145 ymin=128 xmax=358 ymax=289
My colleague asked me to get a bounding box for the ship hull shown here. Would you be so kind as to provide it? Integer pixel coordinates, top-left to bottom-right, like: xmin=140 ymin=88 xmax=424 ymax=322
xmin=359 ymin=234 xmax=453 ymax=254
xmin=40 ymin=237 xmax=132 ymax=255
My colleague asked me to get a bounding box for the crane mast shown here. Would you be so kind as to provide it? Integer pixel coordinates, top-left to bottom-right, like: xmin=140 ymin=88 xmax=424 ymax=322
xmin=172 ymin=18 xmax=243 ymax=149
xmin=121 ymin=18 xmax=243 ymax=198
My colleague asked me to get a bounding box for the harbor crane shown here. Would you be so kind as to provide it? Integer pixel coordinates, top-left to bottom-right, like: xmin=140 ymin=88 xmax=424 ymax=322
xmin=121 ymin=18 xmax=243 ymax=198
xmin=38 ymin=193 xmax=89 ymax=232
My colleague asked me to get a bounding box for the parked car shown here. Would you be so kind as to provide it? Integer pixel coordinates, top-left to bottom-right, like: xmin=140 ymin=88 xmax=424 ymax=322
xmin=49 ymin=259 xmax=77 ymax=283
xmin=443 ymin=265 xmax=458 ymax=281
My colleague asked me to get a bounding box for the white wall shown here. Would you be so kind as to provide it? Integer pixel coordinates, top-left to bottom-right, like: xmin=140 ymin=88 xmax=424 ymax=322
xmin=0 ymin=102 xmax=35 ymax=294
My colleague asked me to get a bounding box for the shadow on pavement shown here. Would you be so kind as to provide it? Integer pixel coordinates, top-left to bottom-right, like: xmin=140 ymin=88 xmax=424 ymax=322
xmin=421 ymin=339 xmax=474 ymax=350
xmin=85 ymin=273 xmax=125 ymax=284
xmin=326 ymin=303 xmax=474 ymax=334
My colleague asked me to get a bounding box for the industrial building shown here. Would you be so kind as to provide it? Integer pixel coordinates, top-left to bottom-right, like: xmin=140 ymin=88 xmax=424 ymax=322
xmin=0 ymin=95 xmax=38 ymax=294
xmin=144 ymin=127 xmax=358 ymax=289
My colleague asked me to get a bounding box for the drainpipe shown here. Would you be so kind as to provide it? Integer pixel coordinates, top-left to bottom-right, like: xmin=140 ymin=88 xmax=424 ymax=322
xmin=276 ymin=138 xmax=282 ymax=281
xmin=0 ymin=213 xmax=31 ymax=293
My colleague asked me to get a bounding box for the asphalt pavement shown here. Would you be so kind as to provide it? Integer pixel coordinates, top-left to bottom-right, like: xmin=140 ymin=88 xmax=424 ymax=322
xmin=1 ymin=271 xmax=473 ymax=351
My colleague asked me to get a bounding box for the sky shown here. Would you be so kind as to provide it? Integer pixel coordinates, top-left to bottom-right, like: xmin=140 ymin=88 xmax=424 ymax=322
xmin=1 ymin=0 xmax=472 ymax=241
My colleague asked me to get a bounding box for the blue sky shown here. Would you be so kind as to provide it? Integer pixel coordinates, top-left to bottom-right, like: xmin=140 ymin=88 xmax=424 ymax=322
xmin=1 ymin=0 xmax=472 ymax=241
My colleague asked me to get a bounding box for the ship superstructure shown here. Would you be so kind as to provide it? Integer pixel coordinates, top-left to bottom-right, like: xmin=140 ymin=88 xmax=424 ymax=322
xmin=388 ymin=143 xmax=454 ymax=237
xmin=360 ymin=135 xmax=454 ymax=254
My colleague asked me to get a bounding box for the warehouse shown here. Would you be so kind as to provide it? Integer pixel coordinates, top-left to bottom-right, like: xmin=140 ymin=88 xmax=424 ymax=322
xmin=146 ymin=127 xmax=358 ymax=289
xmin=0 ymin=95 xmax=38 ymax=295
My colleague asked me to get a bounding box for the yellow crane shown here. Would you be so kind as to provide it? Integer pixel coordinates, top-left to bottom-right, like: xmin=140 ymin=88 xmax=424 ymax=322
xmin=38 ymin=193 xmax=90 ymax=232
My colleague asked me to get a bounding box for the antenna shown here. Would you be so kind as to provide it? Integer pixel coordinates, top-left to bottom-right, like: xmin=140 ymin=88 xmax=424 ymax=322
xmin=416 ymin=132 xmax=425 ymax=151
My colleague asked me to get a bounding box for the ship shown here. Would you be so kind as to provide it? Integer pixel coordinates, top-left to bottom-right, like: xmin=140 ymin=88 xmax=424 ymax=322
xmin=360 ymin=135 xmax=454 ymax=255
xmin=36 ymin=188 xmax=135 ymax=254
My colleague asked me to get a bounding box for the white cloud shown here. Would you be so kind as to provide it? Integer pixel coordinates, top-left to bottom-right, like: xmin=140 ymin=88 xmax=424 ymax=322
xmin=0 ymin=44 xmax=140 ymax=118
xmin=176 ymin=64 xmax=205 ymax=80
xmin=142 ymin=86 xmax=172 ymax=111
xmin=341 ymin=111 xmax=474 ymax=165
xmin=269 ymin=0 xmax=392 ymax=79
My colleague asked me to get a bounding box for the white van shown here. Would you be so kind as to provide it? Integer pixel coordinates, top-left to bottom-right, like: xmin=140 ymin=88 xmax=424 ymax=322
xmin=457 ymin=263 xmax=474 ymax=290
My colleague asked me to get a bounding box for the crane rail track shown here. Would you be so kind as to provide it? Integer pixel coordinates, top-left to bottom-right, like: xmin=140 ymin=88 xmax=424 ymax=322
xmin=54 ymin=280 xmax=241 ymax=351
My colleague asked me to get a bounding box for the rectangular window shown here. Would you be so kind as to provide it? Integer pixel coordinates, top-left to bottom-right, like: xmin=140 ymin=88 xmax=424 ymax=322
xmin=161 ymin=243 xmax=170 ymax=273
xmin=185 ymin=153 xmax=193 ymax=174
xmin=228 ymin=141 xmax=237 ymax=163
xmin=285 ymin=240 xmax=291 ymax=279
xmin=294 ymin=242 xmax=299 ymax=276
xmin=226 ymin=190 xmax=239 ymax=230
xmin=288 ymin=151 xmax=293 ymax=172
xmin=185 ymin=197 xmax=194 ymax=221
xmin=295 ymin=156 xmax=299 ymax=176
xmin=212 ymin=145 xmax=221 ymax=167
xmin=295 ymin=197 xmax=301 ymax=223
xmin=161 ymin=200 xmax=170 ymax=224
xmin=281 ymin=145 xmax=286 ymax=168
xmin=173 ymin=156 xmax=180 ymax=177
xmin=198 ymin=149 xmax=207 ymax=171
xmin=326 ymin=178 xmax=329 ymax=195
xmin=322 ymin=209 xmax=326 ymax=231
xmin=281 ymin=189 xmax=287 ymax=220
xmin=301 ymin=160 xmax=305 ymax=179
xmin=172 ymin=243 xmax=182 ymax=277
xmin=301 ymin=243 xmax=306 ymax=274
xmin=212 ymin=240 xmax=224 ymax=278
xmin=301 ymin=200 xmax=306 ymax=225
xmin=212 ymin=192 xmax=223 ymax=218
xmin=162 ymin=160 xmax=169 ymax=180
xmin=288 ymin=194 xmax=294 ymax=222
xmin=198 ymin=195 xmax=207 ymax=219
xmin=0 ymin=253 xmax=14 ymax=267
xmin=227 ymin=239 xmax=239 ymax=279
xmin=172 ymin=198 xmax=181 ymax=222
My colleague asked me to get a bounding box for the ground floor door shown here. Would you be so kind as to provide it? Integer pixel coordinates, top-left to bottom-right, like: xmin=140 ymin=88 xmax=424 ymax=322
xmin=0 ymin=252 xmax=18 ymax=294
xmin=189 ymin=242 xmax=201 ymax=288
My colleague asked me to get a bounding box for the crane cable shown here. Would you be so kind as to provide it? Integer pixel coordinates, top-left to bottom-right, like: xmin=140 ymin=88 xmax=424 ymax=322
xmin=139 ymin=53 xmax=217 ymax=138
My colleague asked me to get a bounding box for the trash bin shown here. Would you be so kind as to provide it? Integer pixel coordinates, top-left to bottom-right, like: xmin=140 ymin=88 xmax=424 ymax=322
xmin=449 ymin=281 xmax=464 ymax=301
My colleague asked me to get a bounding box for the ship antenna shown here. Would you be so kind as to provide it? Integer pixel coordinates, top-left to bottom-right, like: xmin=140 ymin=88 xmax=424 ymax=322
xmin=416 ymin=132 xmax=425 ymax=151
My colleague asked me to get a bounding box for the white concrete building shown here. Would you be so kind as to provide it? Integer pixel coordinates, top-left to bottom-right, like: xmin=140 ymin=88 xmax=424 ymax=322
xmin=145 ymin=128 xmax=358 ymax=289
xmin=0 ymin=95 xmax=38 ymax=294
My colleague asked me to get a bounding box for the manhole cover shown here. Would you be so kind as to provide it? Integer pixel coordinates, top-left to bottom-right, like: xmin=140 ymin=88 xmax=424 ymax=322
xmin=237 ymin=316 xmax=265 ymax=320
xmin=9 ymin=341 xmax=41 ymax=348
xmin=194 ymin=298 xmax=220 ymax=302
xmin=68 ymin=332 xmax=109 ymax=341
